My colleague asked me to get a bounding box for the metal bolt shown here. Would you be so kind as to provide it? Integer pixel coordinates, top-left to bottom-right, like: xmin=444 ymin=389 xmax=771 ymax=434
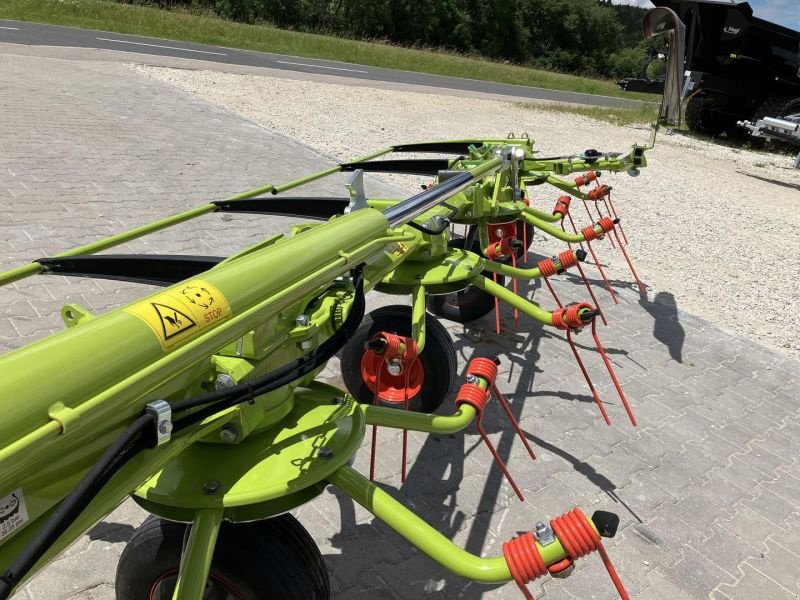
xmin=465 ymin=210 xmax=472 ymax=217
xmin=494 ymin=227 xmax=505 ymax=238
xmin=295 ymin=314 xmax=310 ymax=327
xmin=219 ymin=425 xmax=239 ymax=444
xmin=318 ymin=447 xmax=334 ymax=459
xmin=202 ymin=480 xmax=221 ymax=495
xmin=414 ymin=274 xmax=424 ymax=280
xmin=214 ymin=374 xmax=235 ymax=390
xmin=158 ymin=420 xmax=173 ymax=435
xmin=332 ymin=396 xmax=345 ymax=405
xmin=421 ymin=249 xmax=431 ymax=260
xmin=534 ymin=521 xmax=555 ymax=545
xmin=386 ymin=360 xmax=403 ymax=376
xmin=300 ymin=340 xmax=313 ymax=351
xmin=466 ymin=374 xmax=479 ymax=385
xmin=627 ymin=168 xmax=640 ymax=177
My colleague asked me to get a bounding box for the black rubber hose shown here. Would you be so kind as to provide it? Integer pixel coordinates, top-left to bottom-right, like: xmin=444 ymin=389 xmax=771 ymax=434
xmin=0 ymin=414 xmax=155 ymax=600
xmin=171 ymin=266 xmax=366 ymax=431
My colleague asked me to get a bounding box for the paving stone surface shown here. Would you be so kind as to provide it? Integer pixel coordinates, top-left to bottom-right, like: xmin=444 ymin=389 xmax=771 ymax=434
xmin=2 ymin=51 xmax=799 ymax=600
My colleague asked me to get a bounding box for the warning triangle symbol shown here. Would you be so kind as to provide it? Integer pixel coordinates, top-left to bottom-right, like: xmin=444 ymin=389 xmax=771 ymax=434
xmin=152 ymin=303 xmax=197 ymax=340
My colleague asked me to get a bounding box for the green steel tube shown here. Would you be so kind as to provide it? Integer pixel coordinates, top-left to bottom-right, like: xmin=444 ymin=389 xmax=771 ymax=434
xmin=271 ymin=166 xmax=342 ymax=195
xmin=327 ymin=465 xmax=512 ymax=583
xmin=521 ymin=206 xmax=562 ymax=223
xmin=173 ymin=509 xmax=224 ymax=600
xmin=481 ymin=260 xmax=544 ymax=281
xmin=362 ymin=403 xmax=476 ymax=434
xmin=411 ymin=284 xmax=426 ymax=353
xmin=0 ymin=205 xmax=217 ymax=287
xmin=545 ymin=176 xmax=588 ymax=199
xmin=470 ymin=275 xmax=556 ymax=327
xmin=224 ymin=184 xmax=274 ymax=202
xmin=520 ymin=212 xmax=602 ymax=244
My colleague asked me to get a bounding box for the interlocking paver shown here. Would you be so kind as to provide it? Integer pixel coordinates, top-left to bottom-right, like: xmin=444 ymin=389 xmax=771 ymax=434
xmin=1 ymin=48 xmax=799 ymax=600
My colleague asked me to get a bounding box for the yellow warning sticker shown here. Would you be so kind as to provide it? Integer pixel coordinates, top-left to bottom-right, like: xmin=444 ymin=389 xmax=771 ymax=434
xmin=124 ymin=280 xmax=232 ymax=350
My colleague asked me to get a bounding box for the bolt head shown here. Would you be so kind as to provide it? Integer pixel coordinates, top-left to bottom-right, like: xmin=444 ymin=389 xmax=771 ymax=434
xmin=158 ymin=420 xmax=173 ymax=435
xmin=202 ymin=480 xmax=221 ymax=495
xmin=421 ymin=250 xmax=431 ymax=259
xmin=466 ymin=373 xmax=478 ymax=384
xmin=386 ymin=360 xmax=403 ymax=376
xmin=295 ymin=314 xmax=310 ymax=327
xmin=214 ymin=374 xmax=236 ymax=390
xmin=300 ymin=339 xmax=313 ymax=350
xmin=219 ymin=426 xmax=239 ymax=443
xmin=494 ymin=227 xmax=505 ymax=238
xmin=318 ymin=447 xmax=334 ymax=459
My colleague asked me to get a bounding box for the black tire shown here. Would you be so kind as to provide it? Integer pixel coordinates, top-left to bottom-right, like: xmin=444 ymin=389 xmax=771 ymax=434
xmin=427 ymin=237 xmax=504 ymax=323
xmin=685 ymin=95 xmax=728 ymax=136
xmin=756 ymin=95 xmax=800 ymax=121
xmin=340 ymin=305 xmax=456 ymax=413
xmin=116 ymin=514 xmax=330 ymax=600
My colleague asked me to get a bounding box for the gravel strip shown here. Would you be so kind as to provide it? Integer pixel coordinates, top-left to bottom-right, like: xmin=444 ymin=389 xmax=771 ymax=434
xmin=129 ymin=64 xmax=800 ymax=359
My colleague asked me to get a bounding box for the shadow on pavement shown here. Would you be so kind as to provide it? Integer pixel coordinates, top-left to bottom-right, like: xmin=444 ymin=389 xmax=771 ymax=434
xmin=639 ymin=291 xmax=685 ymax=363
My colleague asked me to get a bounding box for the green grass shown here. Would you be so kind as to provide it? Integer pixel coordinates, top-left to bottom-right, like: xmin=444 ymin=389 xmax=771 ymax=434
xmin=1 ymin=0 xmax=658 ymax=102
xmin=525 ymin=102 xmax=660 ymax=127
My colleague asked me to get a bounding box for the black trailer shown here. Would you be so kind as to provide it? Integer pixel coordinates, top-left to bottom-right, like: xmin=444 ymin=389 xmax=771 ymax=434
xmin=627 ymin=0 xmax=800 ymax=135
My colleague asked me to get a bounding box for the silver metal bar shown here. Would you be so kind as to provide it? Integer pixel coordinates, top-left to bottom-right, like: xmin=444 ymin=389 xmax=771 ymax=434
xmin=383 ymin=159 xmax=502 ymax=228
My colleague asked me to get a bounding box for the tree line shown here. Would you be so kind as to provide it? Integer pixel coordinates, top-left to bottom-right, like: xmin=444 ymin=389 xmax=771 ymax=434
xmin=126 ymin=0 xmax=659 ymax=78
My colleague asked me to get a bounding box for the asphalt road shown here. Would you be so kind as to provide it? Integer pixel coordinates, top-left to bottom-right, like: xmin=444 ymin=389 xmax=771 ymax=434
xmin=0 ymin=18 xmax=650 ymax=109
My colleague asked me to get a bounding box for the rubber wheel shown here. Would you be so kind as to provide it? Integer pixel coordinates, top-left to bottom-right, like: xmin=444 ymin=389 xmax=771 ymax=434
xmin=685 ymin=95 xmax=729 ymax=136
xmin=427 ymin=237 xmax=504 ymax=323
xmin=115 ymin=514 xmax=330 ymax=600
xmin=756 ymin=95 xmax=800 ymax=121
xmin=340 ymin=305 xmax=456 ymax=413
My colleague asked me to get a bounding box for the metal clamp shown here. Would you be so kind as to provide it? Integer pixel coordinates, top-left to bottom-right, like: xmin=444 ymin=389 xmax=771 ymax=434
xmin=146 ymin=400 xmax=173 ymax=446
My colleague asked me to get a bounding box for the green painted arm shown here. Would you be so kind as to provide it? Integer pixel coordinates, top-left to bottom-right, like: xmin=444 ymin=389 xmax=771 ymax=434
xmin=362 ymin=403 xmax=476 ymax=434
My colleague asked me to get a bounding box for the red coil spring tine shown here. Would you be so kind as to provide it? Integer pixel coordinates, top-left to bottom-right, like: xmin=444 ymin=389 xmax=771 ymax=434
xmin=591 ymin=320 xmax=637 ymax=427
xmin=369 ymin=353 xmax=387 ymax=481
xmin=585 ymin=240 xmax=619 ymax=304
xmin=575 ymin=260 xmax=608 ymax=326
xmin=503 ymin=532 xmax=547 ymax=600
xmin=493 ymin=272 xmax=501 ymax=334
xmin=566 ymin=329 xmax=612 ymax=425
xmin=401 ymin=366 xmax=410 ymax=483
xmin=566 ymin=213 xmax=585 ymax=251
xmin=550 ymin=509 xmax=630 ymax=600
xmin=512 ymin=252 xmax=519 ymax=328
xmin=491 ymin=384 xmax=536 ymax=460
xmin=543 ymin=276 xmax=563 ymax=309
xmin=582 ymin=199 xmax=594 ymax=224
xmin=612 ymin=228 xmax=645 ymax=295
xmin=607 ymin=191 xmax=629 ymax=245
xmin=458 ymin=384 xmax=524 ymax=501
xmin=477 ymin=416 xmax=525 ymax=501
xmin=522 ymin=224 xmax=528 ymax=264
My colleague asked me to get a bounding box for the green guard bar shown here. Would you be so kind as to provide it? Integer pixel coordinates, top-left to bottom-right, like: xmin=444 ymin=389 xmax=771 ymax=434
xmin=327 ymin=465 xmax=577 ymax=583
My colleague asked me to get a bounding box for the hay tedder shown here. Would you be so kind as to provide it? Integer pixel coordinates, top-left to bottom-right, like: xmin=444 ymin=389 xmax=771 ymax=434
xmin=0 ymin=8 xmax=684 ymax=600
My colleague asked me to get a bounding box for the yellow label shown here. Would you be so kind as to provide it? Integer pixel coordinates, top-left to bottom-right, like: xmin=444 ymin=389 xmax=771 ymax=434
xmin=392 ymin=242 xmax=409 ymax=257
xmin=124 ymin=280 xmax=232 ymax=350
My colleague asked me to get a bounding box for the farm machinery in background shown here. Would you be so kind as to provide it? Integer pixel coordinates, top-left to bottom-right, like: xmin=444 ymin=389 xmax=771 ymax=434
xmin=0 ymin=7 xmax=684 ymax=600
xmin=621 ymin=0 xmax=800 ymax=139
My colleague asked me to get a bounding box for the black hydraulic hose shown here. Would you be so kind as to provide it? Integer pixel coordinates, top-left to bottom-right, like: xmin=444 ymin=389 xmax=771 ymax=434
xmin=0 ymin=266 xmax=365 ymax=598
xmin=171 ymin=265 xmax=366 ymax=431
xmin=0 ymin=414 xmax=155 ymax=600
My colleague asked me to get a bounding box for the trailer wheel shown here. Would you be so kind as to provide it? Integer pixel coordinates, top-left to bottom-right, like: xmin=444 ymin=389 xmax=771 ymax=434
xmin=427 ymin=237 xmax=504 ymax=323
xmin=756 ymin=95 xmax=800 ymax=121
xmin=685 ymin=96 xmax=728 ymax=136
xmin=340 ymin=305 xmax=456 ymax=413
xmin=116 ymin=514 xmax=330 ymax=600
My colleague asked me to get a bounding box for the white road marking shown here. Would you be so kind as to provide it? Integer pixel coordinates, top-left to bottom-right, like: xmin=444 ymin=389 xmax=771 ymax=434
xmin=275 ymin=60 xmax=368 ymax=74
xmin=95 ymin=37 xmax=227 ymax=56
xmin=0 ymin=26 xmax=21 ymax=30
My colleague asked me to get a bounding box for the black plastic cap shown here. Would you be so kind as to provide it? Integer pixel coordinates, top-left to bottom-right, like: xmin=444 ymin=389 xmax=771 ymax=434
xmin=576 ymin=249 xmax=588 ymax=262
xmin=591 ymin=511 xmax=620 ymax=538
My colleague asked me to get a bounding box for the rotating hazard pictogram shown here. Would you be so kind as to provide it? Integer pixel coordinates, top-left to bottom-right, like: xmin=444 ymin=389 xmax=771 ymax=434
xmin=152 ymin=303 xmax=196 ymax=340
